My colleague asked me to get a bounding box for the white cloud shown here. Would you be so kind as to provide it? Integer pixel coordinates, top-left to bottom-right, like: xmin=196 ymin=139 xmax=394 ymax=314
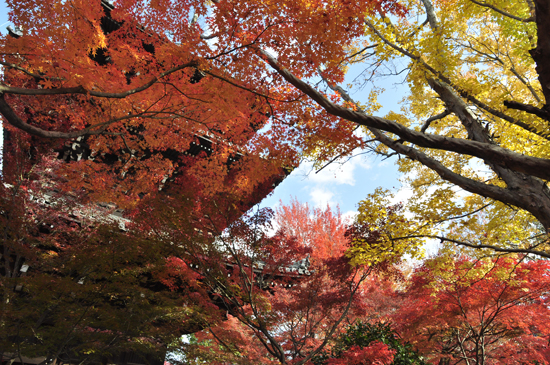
xmin=309 ymin=187 xmax=335 ymax=208
xmin=296 ymin=155 xmax=372 ymax=186
xmin=377 ymin=159 xmax=392 ymax=167
xmin=389 ymin=185 xmax=414 ymax=205
xmin=423 ymin=238 xmax=442 ymax=257
xmin=342 ymin=210 xmax=358 ymax=224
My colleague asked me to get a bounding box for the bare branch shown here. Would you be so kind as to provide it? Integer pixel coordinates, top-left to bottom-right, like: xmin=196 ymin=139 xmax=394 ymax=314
xmin=347 ymin=44 xmax=378 ymax=62
xmin=315 ymin=137 xmax=376 ymax=174
xmin=200 ymin=33 xmax=219 ymax=40
xmin=432 ymin=203 xmax=491 ymax=225
xmin=508 ymin=66 xmax=542 ymax=103
xmin=421 ymin=0 xmax=440 ymax=29
xmin=202 ymin=70 xmax=302 ymax=102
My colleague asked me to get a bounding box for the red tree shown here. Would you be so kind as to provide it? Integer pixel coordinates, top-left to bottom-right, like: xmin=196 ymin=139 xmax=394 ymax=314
xmin=395 ymin=256 xmax=550 ymax=365
xmin=162 ymin=200 xmax=405 ymax=365
xmin=324 ymin=343 xmax=396 ymax=365
xmin=273 ymin=198 xmax=350 ymax=261
xmin=0 ymin=0 xmax=405 ymax=208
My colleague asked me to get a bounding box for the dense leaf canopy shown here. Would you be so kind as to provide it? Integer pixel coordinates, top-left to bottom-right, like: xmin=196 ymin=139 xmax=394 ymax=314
xmin=3 ymin=0 xmax=550 ymax=363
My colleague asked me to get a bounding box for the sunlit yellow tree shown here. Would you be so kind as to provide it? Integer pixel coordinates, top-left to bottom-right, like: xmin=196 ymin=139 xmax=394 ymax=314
xmin=354 ymin=0 xmax=550 ymax=258
xmin=257 ymin=0 xmax=550 ymax=259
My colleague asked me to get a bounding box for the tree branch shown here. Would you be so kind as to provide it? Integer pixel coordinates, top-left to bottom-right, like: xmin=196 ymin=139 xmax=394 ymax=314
xmin=503 ymin=100 xmax=550 ymax=120
xmin=530 ymin=0 xmax=550 ymax=106
xmin=421 ymin=0 xmax=440 ymax=29
xmin=526 ymin=0 xmax=536 ymax=19
xmin=507 ymin=65 xmax=542 ymax=103
xmin=469 ymin=0 xmax=535 ymax=22
xmin=201 ymin=70 xmax=300 ymax=102
xmin=0 ymin=61 xmax=198 ymax=98
xmin=365 ymin=19 xmax=550 ymax=142
xmin=432 ymin=203 xmax=491 ymax=225
xmin=0 ymin=61 xmax=64 ymax=81
xmin=257 ymin=48 xmax=550 ymax=182
xmin=393 ymin=234 xmax=550 ymax=258
xmin=421 ymin=109 xmax=451 ymax=132
xmin=317 ymin=63 xmax=550 ymax=230
xmin=0 ymin=95 xmax=167 ymax=139
xmin=296 ymin=269 xmax=371 ymax=365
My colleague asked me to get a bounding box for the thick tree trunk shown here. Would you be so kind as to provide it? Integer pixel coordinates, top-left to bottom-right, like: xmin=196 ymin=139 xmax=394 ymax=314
xmin=531 ymin=0 xmax=550 ymax=113
xmin=429 ymin=79 xmax=550 ymax=231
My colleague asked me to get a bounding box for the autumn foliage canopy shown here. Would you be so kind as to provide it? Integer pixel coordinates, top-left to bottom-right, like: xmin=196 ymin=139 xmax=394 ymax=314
xmin=2 ymin=0 xmax=550 ymax=257
xmin=4 ymin=0 xmax=550 ymax=364
xmin=0 ymin=0 xmax=403 ymax=206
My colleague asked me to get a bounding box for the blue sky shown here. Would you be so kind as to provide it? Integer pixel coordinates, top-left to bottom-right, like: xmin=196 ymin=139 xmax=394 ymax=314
xmin=0 ymin=1 xmax=408 ymax=218
xmin=0 ymin=2 xmax=8 ymax=35
xmin=257 ymin=78 xmax=406 ymax=217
